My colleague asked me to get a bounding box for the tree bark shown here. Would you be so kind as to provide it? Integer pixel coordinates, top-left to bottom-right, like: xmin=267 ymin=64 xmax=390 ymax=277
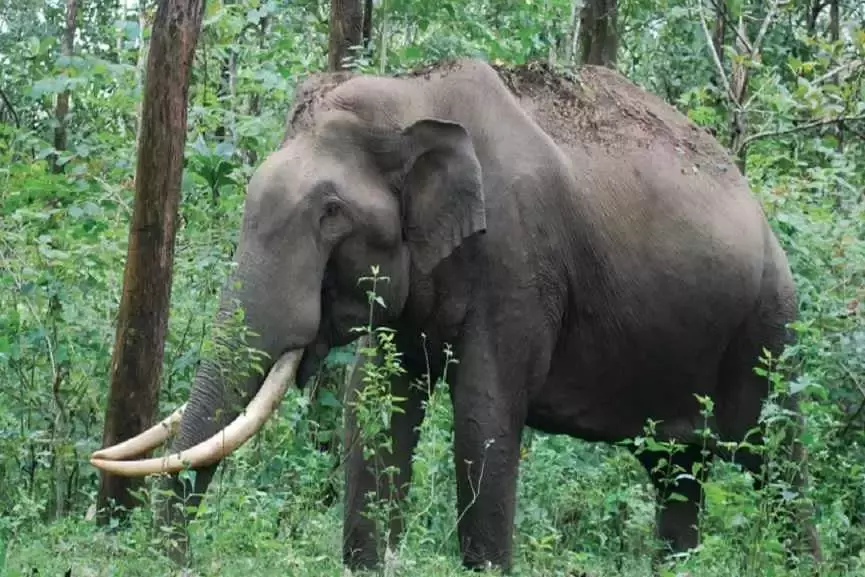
xmin=51 ymin=0 xmax=78 ymax=174
xmin=578 ymin=0 xmax=618 ymax=68
xmin=328 ymin=0 xmax=363 ymax=71
xmin=96 ymin=0 xmax=206 ymax=523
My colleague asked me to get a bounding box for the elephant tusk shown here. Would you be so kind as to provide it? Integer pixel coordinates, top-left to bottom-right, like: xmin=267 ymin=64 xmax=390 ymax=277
xmin=89 ymin=349 xmax=303 ymax=477
xmin=91 ymin=403 xmax=187 ymax=461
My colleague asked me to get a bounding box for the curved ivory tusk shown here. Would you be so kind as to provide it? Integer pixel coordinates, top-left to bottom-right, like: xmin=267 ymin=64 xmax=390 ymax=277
xmin=91 ymin=403 xmax=187 ymax=461
xmin=90 ymin=349 xmax=303 ymax=477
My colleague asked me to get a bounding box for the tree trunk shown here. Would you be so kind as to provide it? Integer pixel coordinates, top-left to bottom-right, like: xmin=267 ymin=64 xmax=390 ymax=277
xmin=96 ymin=0 xmax=206 ymax=523
xmin=729 ymin=16 xmax=750 ymax=172
xmin=50 ymin=0 xmax=78 ymax=174
xmin=829 ymin=0 xmax=843 ymax=151
xmin=806 ymin=0 xmax=823 ymax=35
xmin=246 ymin=14 xmax=268 ymax=166
xmin=578 ymin=0 xmax=618 ymax=68
xmin=564 ymin=0 xmax=580 ymax=65
xmin=328 ymin=0 xmax=363 ymax=71
xmin=362 ymin=0 xmax=373 ymax=49
xmin=712 ymin=0 xmax=727 ymax=62
xmin=828 ymin=0 xmax=839 ymax=41
xmin=215 ymin=0 xmax=236 ymax=145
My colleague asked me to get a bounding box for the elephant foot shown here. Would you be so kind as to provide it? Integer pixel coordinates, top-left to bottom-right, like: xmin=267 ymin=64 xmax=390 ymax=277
xmin=460 ymin=545 xmax=513 ymax=574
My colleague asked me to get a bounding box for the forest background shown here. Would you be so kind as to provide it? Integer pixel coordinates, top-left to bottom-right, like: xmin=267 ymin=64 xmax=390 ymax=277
xmin=0 ymin=0 xmax=864 ymax=576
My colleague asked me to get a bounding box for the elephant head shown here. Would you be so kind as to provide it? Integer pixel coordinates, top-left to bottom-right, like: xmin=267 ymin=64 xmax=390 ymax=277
xmin=90 ymin=77 xmax=486 ymax=481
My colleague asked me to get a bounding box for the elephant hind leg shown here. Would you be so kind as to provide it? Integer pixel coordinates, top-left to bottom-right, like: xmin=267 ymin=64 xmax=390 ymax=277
xmin=713 ymin=278 xmax=822 ymax=565
xmin=632 ymin=444 xmax=711 ymax=558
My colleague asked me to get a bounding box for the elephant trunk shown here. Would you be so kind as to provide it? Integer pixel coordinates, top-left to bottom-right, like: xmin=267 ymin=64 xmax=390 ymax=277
xmin=91 ymin=240 xmax=323 ymax=474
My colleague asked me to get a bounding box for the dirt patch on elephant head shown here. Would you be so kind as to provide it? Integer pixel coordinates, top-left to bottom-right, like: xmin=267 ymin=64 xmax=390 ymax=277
xmin=492 ymin=61 xmax=735 ymax=172
xmin=282 ymin=71 xmax=357 ymax=143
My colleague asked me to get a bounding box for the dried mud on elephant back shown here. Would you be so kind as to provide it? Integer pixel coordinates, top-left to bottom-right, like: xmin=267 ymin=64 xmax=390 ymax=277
xmin=492 ymin=61 xmax=736 ymax=179
xmin=282 ymin=70 xmax=357 ymax=143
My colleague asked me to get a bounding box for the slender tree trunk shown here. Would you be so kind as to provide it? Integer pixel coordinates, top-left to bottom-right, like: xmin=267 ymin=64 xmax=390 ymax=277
xmin=729 ymin=16 xmax=750 ymax=171
xmin=829 ymin=0 xmax=839 ymax=41
xmin=362 ymin=0 xmax=373 ymax=49
xmin=215 ymin=0 xmax=235 ymax=145
xmin=215 ymin=57 xmax=231 ymax=142
xmin=579 ymin=0 xmax=618 ymax=68
xmin=328 ymin=0 xmax=363 ymax=71
xmin=806 ymin=0 xmax=823 ymax=35
xmin=564 ymin=0 xmax=580 ymax=65
xmin=51 ymin=0 xmax=78 ymax=174
xmin=96 ymin=0 xmax=206 ymax=523
xmin=712 ymin=0 xmax=727 ymax=61
xmin=829 ymin=0 xmax=843 ymax=151
xmin=246 ymin=14 xmax=268 ymax=166
xmin=709 ymin=0 xmax=729 ymax=129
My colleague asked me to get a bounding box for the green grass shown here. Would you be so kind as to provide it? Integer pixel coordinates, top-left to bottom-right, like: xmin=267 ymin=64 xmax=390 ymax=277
xmin=4 ymin=379 xmax=862 ymax=577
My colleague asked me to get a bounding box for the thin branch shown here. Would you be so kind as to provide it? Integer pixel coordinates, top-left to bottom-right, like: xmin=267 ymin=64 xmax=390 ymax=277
xmin=694 ymin=0 xmax=738 ymax=106
xmin=812 ymin=0 xmax=829 ymax=15
xmin=743 ymin=113 xmax=865 ymax=147
xmin=753 ymin=0 xmax=786 ymax=56
xmin=839 ymin=363 xmax=865 ymax=439
xmin=814 ymin=59 xmax=864 ymax=85
xmin=705 ymin=0 xmax=753 ymax=54
xmin=0 ymin=86 xmax=20 ymax=127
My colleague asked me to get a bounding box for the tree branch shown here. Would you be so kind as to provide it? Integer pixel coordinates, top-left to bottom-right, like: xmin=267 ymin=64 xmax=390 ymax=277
xmin=814 ymin=59 xmax=864 ymax=85
xmin=694 ymin=0 xmax=738 ymax=105
xmin=752 ymin=0 xmax=786 ymax=56
xmin=743 ymin=113 xmax=865 ymax=147
xmin=705 ymin=0 xmax=753 ymax=53
xmin=839 ymin=363 xmax=865 ymax=439
xmin=0 ymin=86 xmax=20 ymax=128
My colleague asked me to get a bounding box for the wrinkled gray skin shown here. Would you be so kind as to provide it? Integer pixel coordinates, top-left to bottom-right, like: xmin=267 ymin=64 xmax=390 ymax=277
xmin=158 ymin=59 xmax=818 ymax=571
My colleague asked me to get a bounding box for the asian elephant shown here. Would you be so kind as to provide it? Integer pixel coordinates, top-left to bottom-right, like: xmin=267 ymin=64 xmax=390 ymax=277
xmin=91 ymin=59 xmax=821 ymax=571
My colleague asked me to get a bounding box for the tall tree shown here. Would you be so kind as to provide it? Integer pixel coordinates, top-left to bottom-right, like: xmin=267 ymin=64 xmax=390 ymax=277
xmin=50 ymin=0 xmax=78 ymax=174
xmin=328 ymin=0 xmax=363 ymax=71
xmin=96 ymin=0 xmax=206 ymax=522
xmin=578 ymin=0 xmax=618 ymax=68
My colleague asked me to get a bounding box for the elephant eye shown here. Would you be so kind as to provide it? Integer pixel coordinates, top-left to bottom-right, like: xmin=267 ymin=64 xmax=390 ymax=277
xmin=323 ymin=202 xmax=340 ymax=219
xmin=319 ymin=199 xmax=350 ymax=241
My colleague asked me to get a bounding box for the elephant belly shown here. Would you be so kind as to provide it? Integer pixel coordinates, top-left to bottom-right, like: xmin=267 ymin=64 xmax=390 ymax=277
xmin=526 ymin=320 xmax=728 ymax=443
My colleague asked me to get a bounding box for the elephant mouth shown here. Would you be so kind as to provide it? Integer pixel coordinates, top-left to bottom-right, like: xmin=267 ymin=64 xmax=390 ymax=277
xmin=296 ymin=339 xmax=333 ymax=387
xmin=89 ymin=349 xmax=304 ymax=477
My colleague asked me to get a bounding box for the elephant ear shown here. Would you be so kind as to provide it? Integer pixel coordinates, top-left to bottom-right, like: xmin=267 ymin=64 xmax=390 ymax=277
xmin=397 ymin=118 xmax=486 ymax=274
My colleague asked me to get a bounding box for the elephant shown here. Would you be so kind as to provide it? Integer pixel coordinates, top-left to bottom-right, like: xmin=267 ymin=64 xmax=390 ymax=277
xmin=91 ymin=58 xmax=821 ymax=571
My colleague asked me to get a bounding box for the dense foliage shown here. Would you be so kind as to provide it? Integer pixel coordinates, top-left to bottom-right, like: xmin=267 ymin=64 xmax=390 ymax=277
xmin=1 ymin=0 xmax=863 ymax=575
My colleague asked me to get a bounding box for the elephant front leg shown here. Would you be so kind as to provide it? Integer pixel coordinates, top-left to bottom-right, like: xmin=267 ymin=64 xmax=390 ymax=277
xmin=342 ymin=337 xmax=429 ymax=569
xmin=450 ymin=343 xmax=526 ymax=571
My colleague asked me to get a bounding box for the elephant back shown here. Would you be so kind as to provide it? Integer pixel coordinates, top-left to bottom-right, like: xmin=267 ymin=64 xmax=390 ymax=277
xmin=492 ymin=61 xmax=739 ymax=182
